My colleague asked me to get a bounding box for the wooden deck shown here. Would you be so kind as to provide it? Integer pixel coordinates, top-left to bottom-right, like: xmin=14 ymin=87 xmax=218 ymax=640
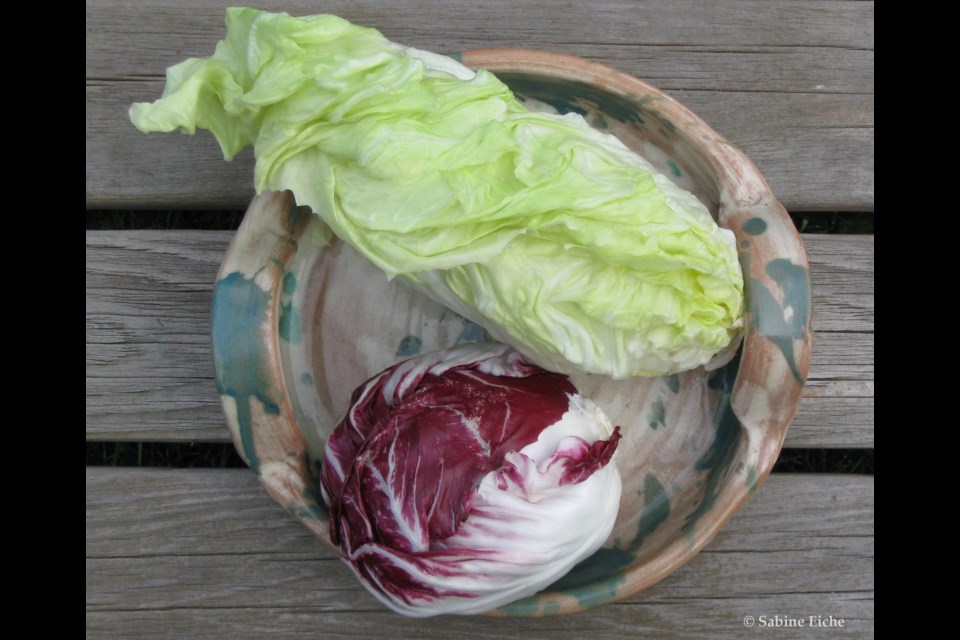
xmin=86 ymin=1 xmax=874 ymax=637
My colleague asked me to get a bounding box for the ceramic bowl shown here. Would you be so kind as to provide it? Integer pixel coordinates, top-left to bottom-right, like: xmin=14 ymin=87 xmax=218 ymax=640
xmin=211 ymin=49 xmax=812 ymax=616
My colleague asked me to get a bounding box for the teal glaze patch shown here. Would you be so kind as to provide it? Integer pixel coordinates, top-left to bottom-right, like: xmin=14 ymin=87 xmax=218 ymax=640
xmin=282 ymin=272 xmax=297 ymax=295
xmin=300 ymin=372 xmax=314 ymax=386
xmin=648 ymin=398 xmax=667 ymax=429
xmin=767 ymin=259 xmax=811 ymax=327
xmin=212 ymin=271 xmax=282 ymax=473
xmin=683 ymin=352 xmax=743 ymax=535
xmin=747 ymin=258 xmax=811 ymax=384
xmin=743 ymin=217 xmax=768 ymax=236
xmin=498 ymin=597 xmax=560 ymax=617
xmin=289 ymin=481 xmax=329 ymax=523
xmin=592 ymin=114 xmax=609 ymax=129
xmin=498 ymin=73 xmax=648 ymax=125
xmin=740 ymin=239 xmax=751 ymax=249
xmin=279 ymin=301 xmax=302 ymax=344
xmin=746 ymin=465 xmax=758 ymax=492
xmin=566 ymin=579 xmax=620 ymax=611
xmin=279 ymin=269 xmax=301 ymax=343
xmin=667 ymin=159 xmax=683 ymax=178
xmin=549 ymin=473 xmax=671 ymax=604
xmin=396 ymin=335 xmax=422 ymax=357
xmin=637 ymin=473 xmax=672 ymax=546
xmin=665 ymin=374 xmax=681 ymax=394
xmin=449 ymin=51 xmax=462 ymax=62
xmin=456 ymin=319 xmax=487 ymax=344
xmin=288 ymin=499 xmax=327 ymax=522
xmin=628 ymin=95 xmax=675 ymax=133
xmin=496 ymin=596 xmax=542 ymax=617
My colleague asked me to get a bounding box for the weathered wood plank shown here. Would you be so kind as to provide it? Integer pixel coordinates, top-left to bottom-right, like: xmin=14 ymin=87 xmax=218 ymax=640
xmin=85 ymin=601 xmax=875 ymax=640
xmin=86 ymin=0 xmax=874 ymax=210
xmin=85 ymin=231 xmax=873 ymax=446
xmin=86 ymin=0 xmax=875 ymax=80
xmin=88 ymin=84 xmax=873 ymax=213
xmin=86 ymin=468 xmax=874 ymax=638
xmin=806 ymin=235 xmax=874 ymax=331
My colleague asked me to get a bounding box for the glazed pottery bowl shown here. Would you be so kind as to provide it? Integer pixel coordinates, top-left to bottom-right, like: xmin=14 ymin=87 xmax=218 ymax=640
xmin=211 ymin=50 xmax=812 ymax=616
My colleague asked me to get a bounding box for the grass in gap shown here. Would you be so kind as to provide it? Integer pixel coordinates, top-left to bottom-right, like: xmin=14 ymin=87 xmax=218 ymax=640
xmin=86 ymin=442 xmax=247 ymax=468
xmin=773 ymin=449 xmax=874 ymax=474
xmin=86 ymin=442 xmax=874 ymax=473
xmin=789 ymin=211 xmax=874 ymax=234
xmin=86 ymin=210 xmax=245 ymax=230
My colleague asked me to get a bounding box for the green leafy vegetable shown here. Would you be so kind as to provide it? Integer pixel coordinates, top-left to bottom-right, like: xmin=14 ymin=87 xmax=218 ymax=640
xmin=130 ymin=7 xmax=744 ymax=378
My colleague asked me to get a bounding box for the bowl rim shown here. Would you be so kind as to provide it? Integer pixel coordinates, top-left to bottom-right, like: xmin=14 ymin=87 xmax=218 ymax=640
xmin=460 ymin=48 xmax=811 ymax=616
xmin=211 ymin=48 xmax=813 ymax=617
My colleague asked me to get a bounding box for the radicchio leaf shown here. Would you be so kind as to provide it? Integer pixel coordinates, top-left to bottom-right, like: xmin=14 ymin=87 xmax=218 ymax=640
xmin=320 ymin=343 xmax=622 ymax=616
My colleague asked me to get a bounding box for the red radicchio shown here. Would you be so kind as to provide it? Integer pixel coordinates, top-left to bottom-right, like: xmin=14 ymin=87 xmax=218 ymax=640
xmin=320 ymin=343 xmax=622 ymax=616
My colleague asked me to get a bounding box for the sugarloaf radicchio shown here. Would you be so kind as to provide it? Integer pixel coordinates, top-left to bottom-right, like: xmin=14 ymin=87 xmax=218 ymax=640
xmin=319 ymin=343 xmax=622 ymax=616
